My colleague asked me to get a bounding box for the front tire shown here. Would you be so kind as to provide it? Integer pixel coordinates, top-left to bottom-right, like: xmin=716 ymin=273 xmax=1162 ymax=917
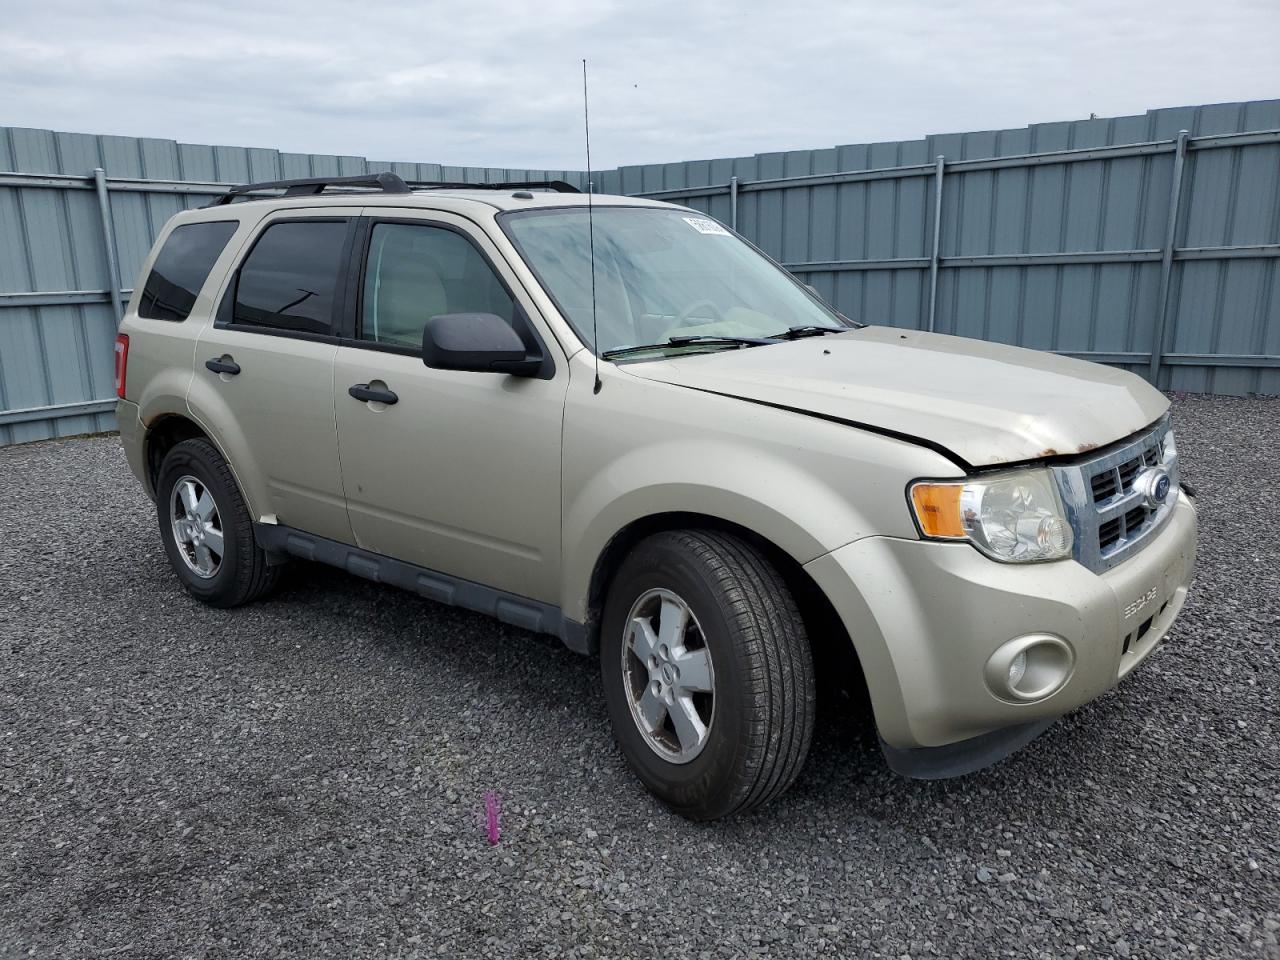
xmin=601 ymin=530 xmax=816 ymax=820
xmin=155 ymin=438 xmax=280 ymax=608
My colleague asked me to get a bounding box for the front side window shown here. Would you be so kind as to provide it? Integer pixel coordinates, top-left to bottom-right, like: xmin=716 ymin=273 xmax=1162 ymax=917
xmin=360 ymin=222 xmax=515 ymax=349
xmin=138 ymin=220 xmax=238 ymax=322
xmin=233 ymin=220 xmax=348 ymax=335
xmin=501 ymin=206 xmax=850 ymax=357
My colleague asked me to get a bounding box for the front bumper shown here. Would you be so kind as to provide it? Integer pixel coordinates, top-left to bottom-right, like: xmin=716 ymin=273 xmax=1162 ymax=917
xmin=805 ymin=493 xmax=1197 ymax=759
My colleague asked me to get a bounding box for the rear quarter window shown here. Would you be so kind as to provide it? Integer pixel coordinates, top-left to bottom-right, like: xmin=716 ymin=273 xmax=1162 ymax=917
xmin=232 ymin=220 xmax=349 ymax=335
xmin=137 ymin=221 xmax=238 ymax=322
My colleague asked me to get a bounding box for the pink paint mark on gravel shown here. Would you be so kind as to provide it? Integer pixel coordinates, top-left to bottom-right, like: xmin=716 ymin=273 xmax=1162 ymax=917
xmin=484 ymin=791 xmax=501 ymax=846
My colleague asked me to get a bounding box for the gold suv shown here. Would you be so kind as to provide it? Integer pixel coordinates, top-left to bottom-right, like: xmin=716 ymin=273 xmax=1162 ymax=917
xmin=115 ymin=173 xmax=1197 ymax=820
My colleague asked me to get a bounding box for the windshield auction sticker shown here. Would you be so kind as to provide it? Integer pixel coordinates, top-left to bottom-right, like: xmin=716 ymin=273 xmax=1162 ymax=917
xmin=682 ymin=216 xmax=731 ymax=236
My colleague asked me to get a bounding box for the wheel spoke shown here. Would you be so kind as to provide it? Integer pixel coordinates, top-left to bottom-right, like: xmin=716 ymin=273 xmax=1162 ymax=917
xmin=668 ymin=695 xmax=706 ymax=752
xmin=202 ymin=526 xmax=224 ymax=558
xmin=627 ymin=617 xmax=660 ymax=663
xmin=657 ymin=596 xmax=689 ymax=649
xmin=173 ymin=523 xmax=193 ymax=544
xmin=673 ymin=647 xmax=712 ymax=693
xmin=194 ymin=489 xmax=217 ymax=522
xmin=194 ymin=544 xmax=214 ymax=576
xmin=635 ymin=684 xmax=667 ymax=732
xmin=178 ymin=480 xmax=199 ymax=516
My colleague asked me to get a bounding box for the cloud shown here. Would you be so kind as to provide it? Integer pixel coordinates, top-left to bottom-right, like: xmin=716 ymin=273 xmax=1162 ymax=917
xmin=1 ymin=0 xmax=1277 ymax=170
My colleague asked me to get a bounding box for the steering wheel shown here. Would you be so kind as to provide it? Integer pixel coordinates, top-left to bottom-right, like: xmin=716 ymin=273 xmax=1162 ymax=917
xmin=673 ymin=299 xmax=725 ymax=327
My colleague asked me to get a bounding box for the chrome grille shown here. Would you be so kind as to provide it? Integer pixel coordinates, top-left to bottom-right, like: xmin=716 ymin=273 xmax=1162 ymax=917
xmin=1052 ymin=416 xmax=1178 ymax=574
xmin=1089 ymin=435 xmax=1166 ymax=506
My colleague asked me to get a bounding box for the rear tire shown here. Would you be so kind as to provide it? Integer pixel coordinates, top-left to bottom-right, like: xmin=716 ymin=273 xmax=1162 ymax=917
xmin=155 ymin=438 xmax=281 ymax=608
xmin=600 ymin=529 xmax=815 ymax=820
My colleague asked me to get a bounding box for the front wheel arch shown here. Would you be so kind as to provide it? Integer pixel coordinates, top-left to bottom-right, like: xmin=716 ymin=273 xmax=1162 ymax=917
xmin=599 ymin=527 xmax=816 ymax=818
xmin=585 ymin=513 xmax=864 ymax=697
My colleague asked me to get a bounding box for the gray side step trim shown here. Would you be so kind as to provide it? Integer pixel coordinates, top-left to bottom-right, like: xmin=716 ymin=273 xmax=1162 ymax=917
xmin=253 ymin=523 xmax=594 ymax=655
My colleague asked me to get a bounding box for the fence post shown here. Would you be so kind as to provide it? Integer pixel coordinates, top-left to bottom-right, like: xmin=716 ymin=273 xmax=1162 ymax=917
xmin=729 ymin=175 xmax=739 ymax=231
xmin=92 ymin=168 xmax=125 ymax=325
xmin=1148 ymin=130 xmax=1190 ymax=386
xmin=926 ymin=155 xmax=945 ymax=332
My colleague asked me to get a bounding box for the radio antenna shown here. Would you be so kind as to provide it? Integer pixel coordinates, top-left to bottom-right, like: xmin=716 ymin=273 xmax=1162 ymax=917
xmin=583 ymin=59 xmax=602 ymax=395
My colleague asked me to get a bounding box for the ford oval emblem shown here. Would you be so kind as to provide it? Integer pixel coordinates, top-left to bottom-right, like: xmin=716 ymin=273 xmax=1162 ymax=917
xmin=1153 ymin=474 xmax=1171 ymax=502
xmin=1134 ymin=466 xmax=1172 ymax=507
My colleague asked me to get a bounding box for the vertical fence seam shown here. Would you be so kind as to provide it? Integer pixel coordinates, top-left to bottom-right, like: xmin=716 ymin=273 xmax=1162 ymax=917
xmin=927 ymin=155 xmax=944 ymax=332
xmin=1207 ymin=144 xmax=1244 ymax=393
xmin=93 ymin=169 xmax=125 ymax=326
xmin=1149 ymin=130 xmax=1190 ymax=386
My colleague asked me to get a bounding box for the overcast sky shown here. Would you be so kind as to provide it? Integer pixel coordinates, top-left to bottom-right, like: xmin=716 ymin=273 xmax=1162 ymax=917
xmin=2 ymin=0 xmax=1277 ymax=171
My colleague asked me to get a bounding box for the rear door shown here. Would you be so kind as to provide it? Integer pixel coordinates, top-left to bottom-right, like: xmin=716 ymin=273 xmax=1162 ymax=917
xmin=333 ymin=211 xmax=568 ymax=603
xmin=190 ymin=211 xmax=357 ymax=542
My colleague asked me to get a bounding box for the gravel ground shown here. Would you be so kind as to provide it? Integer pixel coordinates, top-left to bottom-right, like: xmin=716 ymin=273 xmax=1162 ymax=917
xmin=1 ymin=394 xmax=1277 ymax=960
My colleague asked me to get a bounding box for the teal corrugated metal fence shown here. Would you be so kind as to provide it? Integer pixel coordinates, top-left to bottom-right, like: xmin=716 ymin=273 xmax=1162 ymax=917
xmin=2 ymin=100 xmax=1278 ymax=444
xmin=601 ymin=99 xmax=1280 ymax=399
xmin=0 ymin=128 xmax=585 ymax=443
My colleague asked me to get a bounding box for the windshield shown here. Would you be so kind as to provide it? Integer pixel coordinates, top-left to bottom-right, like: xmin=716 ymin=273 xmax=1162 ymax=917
xmin=500 ymin=206 xmax=851 ymax=357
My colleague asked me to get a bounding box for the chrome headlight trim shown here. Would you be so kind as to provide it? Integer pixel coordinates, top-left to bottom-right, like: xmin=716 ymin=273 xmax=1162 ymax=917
xmin=909 ymin=467 xmax=1075 ymax=564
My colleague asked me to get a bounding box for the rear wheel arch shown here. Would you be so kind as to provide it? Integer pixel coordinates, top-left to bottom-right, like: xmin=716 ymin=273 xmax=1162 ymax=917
xmin=145 ymin=414 xmax=267 ymax=525
xmin=145 ymin=415 xmax=211 ymax=495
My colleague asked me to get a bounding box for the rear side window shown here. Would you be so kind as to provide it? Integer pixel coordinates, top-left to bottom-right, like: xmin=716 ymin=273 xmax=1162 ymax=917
xmin=233 ymin=220 xmax=348 ymax=335
xmin=137 ymin=221 xmax=238 ymax=322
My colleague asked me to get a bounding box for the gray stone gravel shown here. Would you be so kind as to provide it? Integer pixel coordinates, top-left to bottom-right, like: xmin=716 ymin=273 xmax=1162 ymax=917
xmin=1 ymin=394 xmax=1277 ymax=959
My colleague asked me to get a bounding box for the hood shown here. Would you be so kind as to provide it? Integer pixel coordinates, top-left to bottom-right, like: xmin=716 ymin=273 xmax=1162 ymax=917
xmin=620 ymin=326 xmax=1169 ymax=467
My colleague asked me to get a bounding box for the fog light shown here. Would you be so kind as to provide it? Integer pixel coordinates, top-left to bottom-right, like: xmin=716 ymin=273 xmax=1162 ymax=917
xmin=1008 ymin=651 xmax=1028 ymax=687
xmin=985 ymin=634 xmax=1075 ymax=703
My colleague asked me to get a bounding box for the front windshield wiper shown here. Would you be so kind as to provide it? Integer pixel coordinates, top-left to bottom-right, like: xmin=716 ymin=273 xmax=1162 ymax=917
xmin=601 ymin=335 xmax=780 ymax=360
xmin=768 ymin=324 xmax=850 ymax=339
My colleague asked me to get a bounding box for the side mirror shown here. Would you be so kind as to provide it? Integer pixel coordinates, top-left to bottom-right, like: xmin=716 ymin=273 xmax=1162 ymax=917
xmin=422 ymin=313 xmax=541 ymax=376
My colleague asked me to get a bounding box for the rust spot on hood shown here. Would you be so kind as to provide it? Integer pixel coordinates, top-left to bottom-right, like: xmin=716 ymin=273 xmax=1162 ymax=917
xmin=1077 ymin=441 xmax=1100 ymax=453
xmin=1038 ymin=448 xmax=1059 ymax=458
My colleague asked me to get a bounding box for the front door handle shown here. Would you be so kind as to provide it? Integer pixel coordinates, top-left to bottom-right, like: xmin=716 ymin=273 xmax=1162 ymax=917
xmin=205 ymin=356 xmax=241 ymax=376
xmin=348 ymin=383 xmax=399 ymax=405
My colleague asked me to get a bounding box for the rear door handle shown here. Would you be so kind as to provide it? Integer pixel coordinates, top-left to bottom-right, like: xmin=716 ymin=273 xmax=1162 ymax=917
xmin=205 ymin=357 xmax=241 ymax=376
xmin=348 ymin=383 xmax=398 ymax=405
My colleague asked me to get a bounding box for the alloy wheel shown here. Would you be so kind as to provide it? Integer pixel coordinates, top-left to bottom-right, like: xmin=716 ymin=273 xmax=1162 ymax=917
xmin=621 ymin=588 xmax=715 ymax=764
xmin=170 ymin=475 xmax=224 ymax=579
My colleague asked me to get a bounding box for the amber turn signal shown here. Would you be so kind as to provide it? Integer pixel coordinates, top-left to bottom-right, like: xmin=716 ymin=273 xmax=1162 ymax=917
xmin=909 ymin=482 xmax=966 ymax=539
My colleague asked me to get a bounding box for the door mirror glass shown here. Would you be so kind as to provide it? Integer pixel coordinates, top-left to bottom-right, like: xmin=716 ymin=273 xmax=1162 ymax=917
xmin=422 ymin=313 xmax=541 ymax=376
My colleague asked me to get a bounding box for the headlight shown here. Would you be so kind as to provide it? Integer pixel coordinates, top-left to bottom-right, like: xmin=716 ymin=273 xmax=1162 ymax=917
xmin=909 ymin=468 xmax=1074 ymax=563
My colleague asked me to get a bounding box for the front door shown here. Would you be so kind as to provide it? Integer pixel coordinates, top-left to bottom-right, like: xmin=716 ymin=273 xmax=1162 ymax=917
xmin=192 ymin=213 xmax=355 ymax=542
xmin=333 ymin=213 xmax=567 ymax=603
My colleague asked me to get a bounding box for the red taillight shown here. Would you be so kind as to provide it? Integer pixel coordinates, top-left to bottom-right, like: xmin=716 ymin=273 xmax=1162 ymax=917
xmin=114 ymin=334 xmax=129 ymax=399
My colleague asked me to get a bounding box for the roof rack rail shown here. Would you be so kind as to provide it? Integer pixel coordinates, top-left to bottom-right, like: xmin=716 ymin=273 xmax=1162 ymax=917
xmin=206 ymin=173 xmax=583 ymax=207
xmin=405 ymin=179 xmax=581 ymax=194
xmin=209 ymin=172 xmax=412 ymax=206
